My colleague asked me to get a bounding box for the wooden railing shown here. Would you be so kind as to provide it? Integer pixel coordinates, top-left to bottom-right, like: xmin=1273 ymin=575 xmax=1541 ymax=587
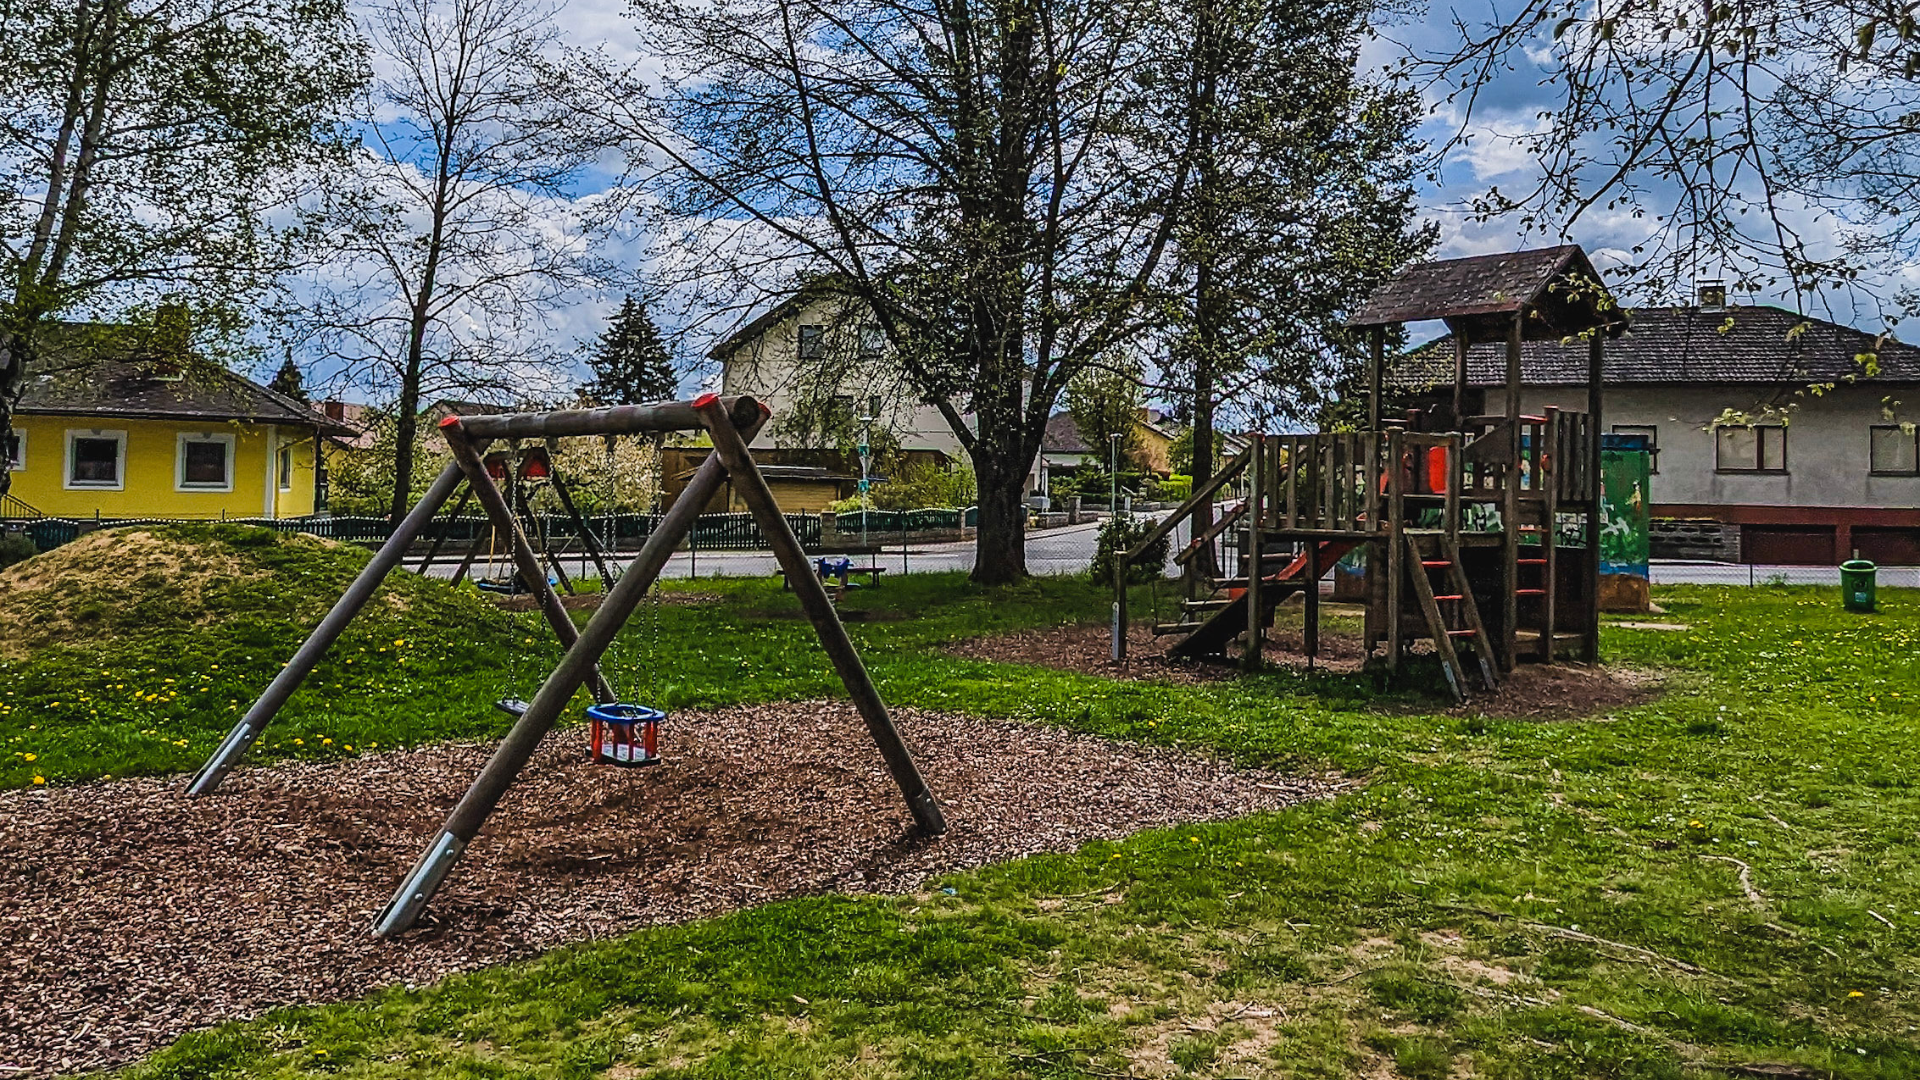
xmin=1249 ymin=409 xmax=1596 ymax=536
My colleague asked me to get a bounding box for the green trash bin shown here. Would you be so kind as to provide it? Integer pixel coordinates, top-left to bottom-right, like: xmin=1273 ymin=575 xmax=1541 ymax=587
xmin=1841 ymin=559 xmax=1877 ymax=612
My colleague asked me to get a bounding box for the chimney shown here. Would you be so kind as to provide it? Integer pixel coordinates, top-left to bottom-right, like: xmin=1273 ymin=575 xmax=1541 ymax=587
xmin=1697 ymin=280 xmax=1728 ymax=310
xmin=323 ymin=400 xmax=345 ymax=422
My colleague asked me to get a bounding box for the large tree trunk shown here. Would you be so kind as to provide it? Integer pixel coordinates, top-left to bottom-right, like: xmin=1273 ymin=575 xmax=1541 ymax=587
xmin=1184 ymin=0 xmax=1222 ymax=582
xmin=970 ymin=451 xmax=1029 ymax=584
xmin=388 ymin=332 xmax=426 ymax=522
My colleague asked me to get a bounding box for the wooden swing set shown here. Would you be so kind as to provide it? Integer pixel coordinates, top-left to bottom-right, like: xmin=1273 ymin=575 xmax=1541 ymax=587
xmin=186 ymin=394 xmax=946 ymax=937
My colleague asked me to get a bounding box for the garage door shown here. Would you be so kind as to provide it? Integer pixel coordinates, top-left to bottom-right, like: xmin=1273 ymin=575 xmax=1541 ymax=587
xmin=1742 ymin=526 xmax=1836 ymax=565
xmin=1853 ymin=527 xmax=1920 ymax=566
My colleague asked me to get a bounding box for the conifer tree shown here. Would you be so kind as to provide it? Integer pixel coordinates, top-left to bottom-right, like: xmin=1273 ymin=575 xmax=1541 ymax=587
xmin=585 ymin=296 xmax=677 ymax=406
xmin=269 ymin=353 xmax=309 ymax=403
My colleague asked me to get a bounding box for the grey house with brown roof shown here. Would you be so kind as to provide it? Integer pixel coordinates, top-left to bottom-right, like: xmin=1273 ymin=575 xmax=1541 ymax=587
xmin=1397 ymin=293 xmax=1920 ymax=564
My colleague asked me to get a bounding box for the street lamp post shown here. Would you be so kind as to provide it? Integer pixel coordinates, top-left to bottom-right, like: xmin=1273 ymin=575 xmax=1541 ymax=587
xmin=1109 ymin=432 xmax=1121 ymax=515
xmin=858 ymin=400 xmax=878 ymax=549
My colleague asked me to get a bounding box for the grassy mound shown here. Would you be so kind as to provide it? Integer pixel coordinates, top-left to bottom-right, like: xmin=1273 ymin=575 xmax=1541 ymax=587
xmin=0 ymin=524 xmax=531 ymax=789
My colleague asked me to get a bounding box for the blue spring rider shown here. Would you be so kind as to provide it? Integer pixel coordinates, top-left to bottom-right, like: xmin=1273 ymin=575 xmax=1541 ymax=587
xmin=588 ymin=703 xmax=663 ymax=767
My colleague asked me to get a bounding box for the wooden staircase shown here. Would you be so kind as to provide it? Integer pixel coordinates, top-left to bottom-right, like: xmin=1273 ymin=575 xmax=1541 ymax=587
xmin=1402 ymin=531 xmax=1498 ymax=702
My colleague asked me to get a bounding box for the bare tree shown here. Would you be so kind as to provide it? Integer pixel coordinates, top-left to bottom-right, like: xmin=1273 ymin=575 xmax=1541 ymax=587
xmin=295 ymin=0 xmax=619 ymax=520
xmin=0 ymin=0 xmax=362 ymax=496
xmin=596 ymin=0 xmax=1196 ymax=583
xmin=1415 ymin=0 xmax=1920 ymax=322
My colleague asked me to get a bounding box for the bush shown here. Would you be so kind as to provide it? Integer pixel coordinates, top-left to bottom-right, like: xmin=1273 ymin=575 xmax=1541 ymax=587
xmin=0 ymin=531 xmax=36 ymax=571
xmin=1089 ymin=512 xmax=1168 ymax=586
xmin=832 ymin=459 xmax=977 ymax=512
xmin=1054 ymin=467 xmax=1146 ymax=504
xmin=1148 ymin=473 xmax=1192 ymax=502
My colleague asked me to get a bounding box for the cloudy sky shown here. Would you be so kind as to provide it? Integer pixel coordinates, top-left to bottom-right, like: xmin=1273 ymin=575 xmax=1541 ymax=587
xmin=300 ymin=0 xmax=1913 ymax=404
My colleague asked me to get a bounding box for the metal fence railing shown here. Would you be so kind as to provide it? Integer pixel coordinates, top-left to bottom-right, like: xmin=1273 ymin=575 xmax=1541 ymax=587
xmin=831 ymin=507 xmax=977 ymax=534
xmin=12 ymin=510 xmax=827 ymax=555
xmin=1649 ymin=561 xmax=1920 ymax=588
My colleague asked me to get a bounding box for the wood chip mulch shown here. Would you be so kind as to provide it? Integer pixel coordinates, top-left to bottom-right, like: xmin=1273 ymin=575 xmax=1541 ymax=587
xmin=945 ymin=622 xmax=1661 ymax=720
xmin=0 ymin=704 xmax=1335 ymax=1077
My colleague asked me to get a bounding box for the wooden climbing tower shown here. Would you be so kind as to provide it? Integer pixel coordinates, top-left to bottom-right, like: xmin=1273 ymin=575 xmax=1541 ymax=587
xmin=1116 ymin=245 xmax=1627 ymax=699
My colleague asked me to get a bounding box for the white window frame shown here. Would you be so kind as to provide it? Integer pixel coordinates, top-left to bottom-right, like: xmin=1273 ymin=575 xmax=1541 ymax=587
xmin=176 ymin=431 xmax=237 ymax=492
xmin=277 ymin=443 xmax=295 ymax=491
xmin=65 ymin=428 xmax=127 ymax=490
xmin=3 ymin=428 xmax=22 ymax=472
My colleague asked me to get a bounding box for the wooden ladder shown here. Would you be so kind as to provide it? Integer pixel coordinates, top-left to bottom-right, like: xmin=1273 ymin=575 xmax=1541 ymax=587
xmin=1404 ymin=532 xmax=1499 ymax=702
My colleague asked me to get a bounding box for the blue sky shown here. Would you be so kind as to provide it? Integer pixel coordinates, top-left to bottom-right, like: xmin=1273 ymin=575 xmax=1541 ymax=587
xmin=300 ymin=0 xmax=1914 ymax=404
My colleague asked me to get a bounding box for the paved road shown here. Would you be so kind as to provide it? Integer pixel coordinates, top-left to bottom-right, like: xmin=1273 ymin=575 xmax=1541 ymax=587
xmin=422 ymin=526 xmax=1910 ymax=589
xmin=420 ymin=516 xmax=1191 ymax=583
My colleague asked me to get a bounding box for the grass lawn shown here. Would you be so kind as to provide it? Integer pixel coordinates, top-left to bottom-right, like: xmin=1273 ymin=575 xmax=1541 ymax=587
xmin=8 ymin=530 xmax=1917 ymax=1077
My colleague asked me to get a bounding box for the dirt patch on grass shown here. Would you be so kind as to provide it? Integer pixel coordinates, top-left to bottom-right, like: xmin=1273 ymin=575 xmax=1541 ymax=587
xmin=944 ymin=620 xmax=1374 ymax=685
xmin=945 ymin=623 xmax=1240 ymax=685
xmin=1437 ymin=662 xmax=1662 ymax=721
xmin=0 ymin=704 xmax=1338 ymax=1077
xmin=947 ymin=621 xmax=1658 ymax=720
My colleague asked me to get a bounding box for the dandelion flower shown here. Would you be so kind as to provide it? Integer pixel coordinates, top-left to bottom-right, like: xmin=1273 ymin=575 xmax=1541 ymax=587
xmin=31 ymin=775 xmax=44 ymax=785
xmin=1850 ymin=991 xmax=1865 ymax=998
xmin=22 ymin=753 xmax=33 ymax=763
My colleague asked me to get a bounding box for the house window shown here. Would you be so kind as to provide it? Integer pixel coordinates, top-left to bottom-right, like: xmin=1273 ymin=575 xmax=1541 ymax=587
xmin=798 ymin=324 xmax=825 ymax=361
xmin=859 ymin=323 xmax=885 ymax=358
xmin=278 ymin=445 xmax=295 ymax=490
xmin=1870 ymin=425 xmax=1920 ymax=476
xmin=1714 ymin=424 xmax=1786 ymax=473
xmin=177 ymin=432 xmax=235 ymax=491
xmin=66 ymin=430 xmax=126 ymax=489
xmin=3 ymin=430 xmax=22 ymax=471
xmin=1611 ymin=424 xmax=1660 ymax=473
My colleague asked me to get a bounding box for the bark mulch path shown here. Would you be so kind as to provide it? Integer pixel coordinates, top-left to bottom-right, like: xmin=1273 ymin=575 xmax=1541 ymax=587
xmin=944 ymin=620 xmax=1372 ymax=684
xmin=945 ymin=622 xmax=1661 ymax=720
xmin=0 ymin=704 xmax=1335 ymax=1077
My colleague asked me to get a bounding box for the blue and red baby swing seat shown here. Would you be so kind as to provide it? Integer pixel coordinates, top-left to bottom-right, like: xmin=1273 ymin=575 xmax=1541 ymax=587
xmin=588 ymin=703 xmax=663 ymax=767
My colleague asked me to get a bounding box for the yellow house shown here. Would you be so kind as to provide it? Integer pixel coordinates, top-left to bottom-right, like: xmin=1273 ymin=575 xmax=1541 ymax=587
xmin=3 ymin=328 xmax=343 ymax=521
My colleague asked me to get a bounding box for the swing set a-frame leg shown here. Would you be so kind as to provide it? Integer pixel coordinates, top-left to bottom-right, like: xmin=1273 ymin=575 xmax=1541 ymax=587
xmin=374 ymin=412 xmax=763 ymax=937
xmin=441 ymin=423 xmax=615 ymax=705
xmin=188 ymin=462 xmax=469 ymax=796
xmin=697 ymin=395 xmax=946 ymax=837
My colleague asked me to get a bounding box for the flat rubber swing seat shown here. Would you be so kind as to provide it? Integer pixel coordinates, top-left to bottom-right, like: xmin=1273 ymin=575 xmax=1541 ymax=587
xmin=495 ymin=698 xmax=530 ymax=718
